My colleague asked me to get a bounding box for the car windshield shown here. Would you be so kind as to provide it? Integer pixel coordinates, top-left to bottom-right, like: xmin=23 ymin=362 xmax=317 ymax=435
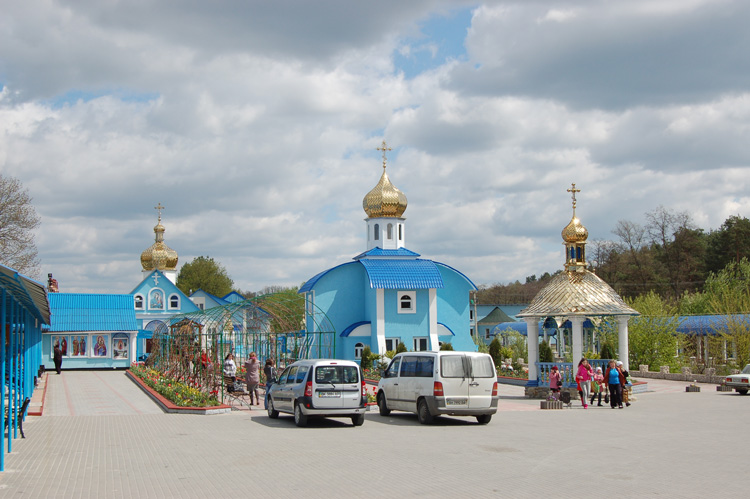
xmin=742 ymin=364 xmax=750 ymax=375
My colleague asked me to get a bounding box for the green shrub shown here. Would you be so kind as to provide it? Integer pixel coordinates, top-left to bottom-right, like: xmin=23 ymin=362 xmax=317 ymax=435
xmin=361 ymin=346 xmax=373 ymax=370
xmin=396 ymin=342 xmax=408 ymax=353
xmin=539 ymin=340 xmax=554 ymax=363
xmin=600 ymin=342 xmax=616 ymax=361
xmin=489 ymin=337 xmax=502 ymax=366
xmin=440 ymin=342 xmax=454 ymax=351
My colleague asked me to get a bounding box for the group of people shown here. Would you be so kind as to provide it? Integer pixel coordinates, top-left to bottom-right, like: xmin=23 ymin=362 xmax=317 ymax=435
xmin=550 ymin=358 xmax=633 ymax=409
xmin=222 ymin=352 xmax=278 ymax=408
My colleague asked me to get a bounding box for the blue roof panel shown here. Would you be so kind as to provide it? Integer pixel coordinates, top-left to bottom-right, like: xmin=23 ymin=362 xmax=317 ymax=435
xmin=48 ymin=293 xmax=138 ymax=332
xmin=360 ymin=259 xmax=444 ymax=289
xmin=353 ymin=247 xmax=421 ymax=260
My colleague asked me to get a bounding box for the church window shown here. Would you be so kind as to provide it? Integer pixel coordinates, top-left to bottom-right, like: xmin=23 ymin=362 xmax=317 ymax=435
xmin=399 ymin=224 xmax=402 ymax=240
xmin=398 ymin=291 xmax=416 ymax=314
xmin=413 ymin=337 xmax=428 ymax=352
xmin=169 ymin=294 xmax=180 ymax=309
xmin=134 ymin=295 xmax=144 ymax=309
xmin=485 ymin=328 xmax=491 ymax=340
xmin=354 ymin=343 xmax=364 ymax=360
xmin=385 ymin=338 xmax=400 ymax=352
xmin=374 ymin=224 xmax=380 ymax=240
xmin=387 ymin=223 xmax=393 ymax=239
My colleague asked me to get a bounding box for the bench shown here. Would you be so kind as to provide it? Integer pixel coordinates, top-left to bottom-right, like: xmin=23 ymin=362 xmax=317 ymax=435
xmin=4 ymin=397 xmax=31 ymax=438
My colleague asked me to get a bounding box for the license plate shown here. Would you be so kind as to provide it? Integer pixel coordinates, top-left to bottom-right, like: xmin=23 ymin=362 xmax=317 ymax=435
xmin=446 ymin=398 xmax=467 ymax=405
xmin=318 ymin=391 xmax=341 ymax=398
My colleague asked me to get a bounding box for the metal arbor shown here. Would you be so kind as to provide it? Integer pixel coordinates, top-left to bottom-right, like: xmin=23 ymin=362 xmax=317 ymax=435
xmin=147 ymin=293 xmax=335 ymax=403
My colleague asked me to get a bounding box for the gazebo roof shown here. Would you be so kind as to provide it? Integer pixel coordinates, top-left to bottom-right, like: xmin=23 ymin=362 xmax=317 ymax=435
xmin=516 ymin=270 xmax=638 ymax=319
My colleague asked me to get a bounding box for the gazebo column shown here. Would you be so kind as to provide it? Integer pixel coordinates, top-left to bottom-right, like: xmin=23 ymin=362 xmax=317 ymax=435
xmin=525 ymin=318 xmax=540 ymax=385
xmin=570 ymin=316 xmax=585 ymax=364
xmin=617 ymin=315 xmax=630 ymax=371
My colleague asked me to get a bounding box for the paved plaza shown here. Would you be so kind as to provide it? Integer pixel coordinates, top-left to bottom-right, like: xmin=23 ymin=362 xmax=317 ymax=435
xmin=0 ymin=371 xmax=746 ymax=498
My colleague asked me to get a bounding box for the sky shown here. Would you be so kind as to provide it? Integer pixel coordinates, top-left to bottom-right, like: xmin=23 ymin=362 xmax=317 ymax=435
xmin=2 ymin=0 xmax=749 ymax=294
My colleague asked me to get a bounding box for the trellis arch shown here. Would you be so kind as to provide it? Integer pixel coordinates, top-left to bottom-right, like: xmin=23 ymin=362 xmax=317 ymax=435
xmin=146 ymin=292 xmax=336 ymax=403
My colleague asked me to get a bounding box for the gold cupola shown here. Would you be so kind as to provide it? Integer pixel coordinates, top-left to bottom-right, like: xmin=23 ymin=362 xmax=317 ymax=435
xmin=140 ymin=203 xmax=178 ymax=273
xmin=363 ymin=140 xmax=408 ymax=218
xmin=562 ymin=184 xmax=588 ymax=272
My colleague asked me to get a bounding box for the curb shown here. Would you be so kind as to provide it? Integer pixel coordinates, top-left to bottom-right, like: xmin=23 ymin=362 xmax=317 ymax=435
xmin=28 ymin=372 xmax=49 ymax=417
xmin=125 ymin=370 xmax=232 ymax=415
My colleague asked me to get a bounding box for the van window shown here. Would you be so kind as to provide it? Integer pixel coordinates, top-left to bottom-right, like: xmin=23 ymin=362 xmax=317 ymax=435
xmin=316 ymin=365 xmax=359 ymax=384
xmin=440 ymin=355 xmax=466 ymax=378
xmin=284 ymin=366 xmax=298 ymax=384
xmin=470 ymin=356 xmax=496 ymax=378
xmin=401 ymin=356 xmax=433 ymax=377
xmin=387 ymin=357 xmax=401 ymax=377
xmin=295 ymin=366 xmax=309 ymax=384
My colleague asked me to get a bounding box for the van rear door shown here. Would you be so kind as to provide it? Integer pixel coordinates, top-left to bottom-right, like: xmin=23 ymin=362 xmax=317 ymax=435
xmin=439 ymin=354 xmax=470 ymax=407
xmin=467 ymin=354 xmax=495 ymax=409
xmin=313 ymin=364 xmax=361 ymax=409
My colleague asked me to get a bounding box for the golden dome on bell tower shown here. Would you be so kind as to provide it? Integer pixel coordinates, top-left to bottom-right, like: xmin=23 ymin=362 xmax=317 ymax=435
xmin=363 ymin=140 xmax=408 ymax=218
xmin=140 ymin=203 xmax=178 ymax=272
xmin=561 ymin=184 xmax=588 ymax=272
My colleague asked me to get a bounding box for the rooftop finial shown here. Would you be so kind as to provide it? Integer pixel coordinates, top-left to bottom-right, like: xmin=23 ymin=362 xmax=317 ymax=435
xmin=566 ymin=183 xmax=580 ymax=214
xmin=376 ymin=140 xmax=392 ymax=169
xmin=154 ymin=202 xmax=165 ymax=222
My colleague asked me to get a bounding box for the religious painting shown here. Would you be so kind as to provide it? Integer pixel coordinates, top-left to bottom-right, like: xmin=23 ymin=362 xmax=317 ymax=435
xmin=93 ymin=334 xmax=109 ymax=357
xmin=71 ymin=335 xmax=88 ymax=356
xmin=112 ymin=333 xmax=129 ymax=360
xmin=149 ymin=289 xmax=164 ymax=309
xmin=51 ymin=335 xmax=69 ymax=357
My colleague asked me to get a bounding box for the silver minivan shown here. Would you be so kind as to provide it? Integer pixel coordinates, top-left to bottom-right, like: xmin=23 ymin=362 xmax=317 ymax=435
xmin=377 ymin=351 xmax=498 ymax=424
xmin=267 ymin=359 xmax=367 ymax=427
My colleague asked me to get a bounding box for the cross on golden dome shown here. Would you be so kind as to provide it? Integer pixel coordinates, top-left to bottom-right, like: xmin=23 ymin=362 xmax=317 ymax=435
xmin=376 ymin=140 xmax=392 ymax=169
xmin=567 ymin=183 xmax=580 ymax=212
xmin=154 ymin=202 xmax=165 ymax=222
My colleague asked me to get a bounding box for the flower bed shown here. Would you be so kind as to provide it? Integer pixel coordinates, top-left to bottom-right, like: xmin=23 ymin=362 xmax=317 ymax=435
xmin=129 ymin=364 xmax=220 ymax=408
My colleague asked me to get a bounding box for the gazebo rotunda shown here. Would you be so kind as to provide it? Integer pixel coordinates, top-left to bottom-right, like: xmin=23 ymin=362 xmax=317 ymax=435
xmin=516 ymin=184 xmax=639 ymax=388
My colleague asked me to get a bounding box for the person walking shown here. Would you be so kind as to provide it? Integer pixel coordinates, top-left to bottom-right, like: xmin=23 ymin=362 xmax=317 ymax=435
xmin=619 ymin=361 xmax=632 ymax=407
xmin=576 ymin=358 xmax=593 ymax=409
xmin=244 ymin=352 xmax=261 ymax=406
xmin=606 ymin=360 xmax=624 ymax=409
xmin=53 ymin=345 xmax=63 ymax=374
xmin=590 ymin=366 xmax=605 ymax=406
xmin=263 ymin=358 xmax=277 ymax=409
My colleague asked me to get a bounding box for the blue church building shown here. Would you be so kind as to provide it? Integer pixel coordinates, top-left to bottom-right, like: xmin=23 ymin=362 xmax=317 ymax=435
xmin=299 ymin=142 xmax=477 ymax=362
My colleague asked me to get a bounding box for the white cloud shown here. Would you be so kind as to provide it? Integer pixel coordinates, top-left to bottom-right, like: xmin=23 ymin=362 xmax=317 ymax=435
xmin=1 ymin=0 xmax=748 ymax=295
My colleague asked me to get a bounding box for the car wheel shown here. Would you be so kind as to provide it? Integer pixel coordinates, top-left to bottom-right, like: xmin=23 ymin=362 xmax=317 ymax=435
xmin=351 ymin=413 xmax=365 ymax=426
xmin=417 ymin=399 xmax=433 ymax=425
xmin=476 ymin=414 xmax=492 ymax=425
xmin=377 ymin=393 xmax=391 ymax=416
xmin=738 ymin=389 xmax=748 ymax=395
xmin=294 ymin=403 xmax=308 ymax=427
xmin=267 ymin=399 xmax=279 ymax=419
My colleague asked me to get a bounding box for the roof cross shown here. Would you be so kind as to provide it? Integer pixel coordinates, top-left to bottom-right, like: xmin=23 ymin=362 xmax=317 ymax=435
xmin=376 ymin=140 xmax=392 ymax=169
xmin=155 ymin=202 xmax=165 ymax=222
xmin=567 ymin=183 xmax=580 ymax=212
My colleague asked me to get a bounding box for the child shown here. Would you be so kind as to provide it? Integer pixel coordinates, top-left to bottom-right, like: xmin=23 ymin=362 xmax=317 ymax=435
xmin=590 ymin=366 xmax=605 ymax=406
xmin=549 ymin=365 xmax=562 ymax=400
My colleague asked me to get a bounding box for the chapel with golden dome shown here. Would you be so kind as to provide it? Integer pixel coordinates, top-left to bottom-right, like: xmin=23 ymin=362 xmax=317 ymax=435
xmin=299 ymin=140 xmax=477 ymax=359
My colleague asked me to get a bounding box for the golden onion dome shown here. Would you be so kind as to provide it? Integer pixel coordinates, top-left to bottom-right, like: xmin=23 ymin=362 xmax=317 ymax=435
xmin=561 ymin=216 xmax=588 ymax=243
xmin=140 ymin=212 xmax=178 ymax=271
xmin=363 ymin=140 xmax=407 ymax=218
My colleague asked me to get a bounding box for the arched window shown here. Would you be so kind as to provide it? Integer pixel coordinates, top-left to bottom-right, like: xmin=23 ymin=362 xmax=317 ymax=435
xmin=387 ymin=223 xmax=393 ymax=239
xmin=169 ymin=294 xmax=180 ymax=309
xmin=354 ymin=343 xmax=364 ymax=360
xmin=134 ymin=295 xmax=144 ymax=309
xmin=400 ymin=294 xmax=412 ymax=311
xmin=374 ymin=224 xmax=380 ymax=240
xmin=399 ymin=224 xmax=403 ymax=240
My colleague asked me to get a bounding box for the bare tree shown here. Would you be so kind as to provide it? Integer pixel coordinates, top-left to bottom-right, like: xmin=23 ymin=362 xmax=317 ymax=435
xmin=0 ymin=175 xmax=41 ymax=277
xmin=645 ymin=205 xmax=696 ymax=297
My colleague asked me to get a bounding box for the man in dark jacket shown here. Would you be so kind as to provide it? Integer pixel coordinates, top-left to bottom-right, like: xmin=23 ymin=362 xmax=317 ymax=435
xmin=53 ymin=345 xmax=63 ymax=374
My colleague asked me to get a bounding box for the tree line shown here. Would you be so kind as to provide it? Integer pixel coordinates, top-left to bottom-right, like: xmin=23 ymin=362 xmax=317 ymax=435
xmin=477 ymin=207 xmax=750 ymax=305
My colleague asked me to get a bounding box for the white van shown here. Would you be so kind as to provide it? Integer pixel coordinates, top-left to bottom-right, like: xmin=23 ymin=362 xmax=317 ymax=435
xmin=266 ymin=359 xmax=367 ymax=427
xmin=376 ymin=351 xmax=498 ymax=424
